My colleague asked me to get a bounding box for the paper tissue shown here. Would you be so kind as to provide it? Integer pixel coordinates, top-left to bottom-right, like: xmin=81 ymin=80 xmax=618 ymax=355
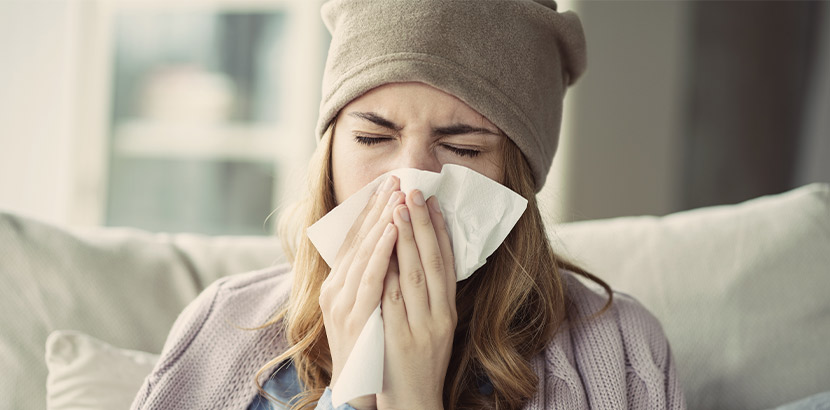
xmin=306 ymin=164 xmax=528 ymax=406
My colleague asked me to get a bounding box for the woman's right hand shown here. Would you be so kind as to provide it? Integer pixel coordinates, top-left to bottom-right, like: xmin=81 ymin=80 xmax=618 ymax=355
xmin=319 ymin=175 xmax=403 ymax=410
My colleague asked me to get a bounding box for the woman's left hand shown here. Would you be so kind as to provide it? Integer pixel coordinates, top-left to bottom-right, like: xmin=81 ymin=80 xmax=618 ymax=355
xmin=376 ymin=190 xmax=457 ymax=410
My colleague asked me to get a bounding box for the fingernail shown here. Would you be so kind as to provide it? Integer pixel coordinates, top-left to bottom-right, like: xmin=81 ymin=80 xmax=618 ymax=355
xmin=399 ymin=206 xmax=410 ymax=222
xmin=381 ymin=175 xmax=396 ymax=191
xmin=387 ymin=191 xmax=400 ymax=206
xmin=412 ymin=190 xmax=425 ymax=206
xmin=429 ymin=197 xmax=441 ymax=213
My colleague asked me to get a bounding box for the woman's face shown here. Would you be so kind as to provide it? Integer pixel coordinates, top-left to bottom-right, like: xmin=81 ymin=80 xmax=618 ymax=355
xmin=331 ymin=82 xmax=505 ymax=204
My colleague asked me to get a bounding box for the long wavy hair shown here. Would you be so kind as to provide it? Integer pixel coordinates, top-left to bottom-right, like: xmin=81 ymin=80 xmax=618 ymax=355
xmin=255 ymin=120 xmax=612 ymax=409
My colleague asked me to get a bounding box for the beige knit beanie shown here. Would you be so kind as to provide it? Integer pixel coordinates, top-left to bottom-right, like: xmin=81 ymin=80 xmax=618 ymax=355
xmin=317 ymin=0 xmax=587 ymax=192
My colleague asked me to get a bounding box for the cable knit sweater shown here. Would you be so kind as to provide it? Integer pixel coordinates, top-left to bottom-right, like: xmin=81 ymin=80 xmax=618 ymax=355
xmin=131 ymin=263 xmax=686 ymax=409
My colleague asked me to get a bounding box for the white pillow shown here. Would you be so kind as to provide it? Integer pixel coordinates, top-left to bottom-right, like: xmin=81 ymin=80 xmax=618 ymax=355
xmin=0 ymin=209 xmax=281 ymax=410
xmin=45 ymin=330 xmax=159 ymax=410
xmin=552 ymin=183 xmax=830 ymax=409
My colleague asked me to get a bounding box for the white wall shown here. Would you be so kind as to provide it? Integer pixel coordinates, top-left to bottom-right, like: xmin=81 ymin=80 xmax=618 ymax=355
xmin=0 ymin=1 xmax=77 ymax=225
xmin=0 ymin=0 xmax=110 ymax=227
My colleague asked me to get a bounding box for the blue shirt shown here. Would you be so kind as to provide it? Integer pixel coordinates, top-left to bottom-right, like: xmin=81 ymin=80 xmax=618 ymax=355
xmin=248 ymin=360 xmax=493 ymax=410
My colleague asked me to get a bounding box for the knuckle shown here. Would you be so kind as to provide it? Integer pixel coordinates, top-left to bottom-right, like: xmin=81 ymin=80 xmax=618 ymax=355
xmin=352 ymin=231 xmax=367 ymax=249
xmin=397 ymin=226 xmax=414 ymax=242
xmin=425 ymin=254 xmax=444 ymax=274
xmin=355 ymin=244 xmax=372 ymax=263
xmin=344 ymin=317 xmax=361 ymax=335
xmin=415 ymin=213 xmax=432 ymax=227
xmin=332 ymin=300 xmax=350 ymax=318
xmin=318 ymin=284 xmax=332 ymax=305
xmin=320 ymin=296 xmax=339 ymax=318
xmin=360 ymin=268 xmax=381 ymax=288
xmin=386 ymin=288 xmax=404 ymax=303
xmin=405 ymin=268 xmax=426 ymax=286
xmin=436 ymin=316 xmax=456 ymax=334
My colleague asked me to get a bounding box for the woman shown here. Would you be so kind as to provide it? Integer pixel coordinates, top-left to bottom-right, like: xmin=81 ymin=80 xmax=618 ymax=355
xmin=131 ymin=0 xmax=685 ymax=409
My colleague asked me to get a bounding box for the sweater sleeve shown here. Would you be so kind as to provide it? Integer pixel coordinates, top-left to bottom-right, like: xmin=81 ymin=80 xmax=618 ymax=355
xmin=662 ymin=343 xmax=685 ymax=410
xmin=130 ymin=278 xmax=224 ymax=410
xmin=614 ymin=293 xmax=686 ymax=410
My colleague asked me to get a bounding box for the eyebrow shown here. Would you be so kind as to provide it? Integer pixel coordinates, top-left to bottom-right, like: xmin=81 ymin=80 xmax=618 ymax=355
xmin=348 ymin=111 xmax=501 ymax=137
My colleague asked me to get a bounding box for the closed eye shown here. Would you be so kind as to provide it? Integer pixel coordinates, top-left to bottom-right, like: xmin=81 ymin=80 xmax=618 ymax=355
xmin=353 ymin=135 xmax=482 ymax=158
xmin=354 ymin=135 xmax=391 ymax=146
xmin=442 ymin=145 xmax=481 ymax=158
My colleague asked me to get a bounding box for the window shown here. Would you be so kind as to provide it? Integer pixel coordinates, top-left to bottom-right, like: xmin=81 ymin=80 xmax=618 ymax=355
xmin=102 ymin=0 xmax=326 ymax=235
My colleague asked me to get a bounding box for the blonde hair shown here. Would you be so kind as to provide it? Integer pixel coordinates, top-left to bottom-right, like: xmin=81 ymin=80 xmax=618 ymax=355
xmin=255 ymin=121 xmax=612 ymax=409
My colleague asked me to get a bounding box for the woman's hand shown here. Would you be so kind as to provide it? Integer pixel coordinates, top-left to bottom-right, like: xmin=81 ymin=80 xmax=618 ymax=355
xmin=319 ymin=175 xmax=404 ymax=410
xmin=376 ymin=190 xmax=457 ymax=410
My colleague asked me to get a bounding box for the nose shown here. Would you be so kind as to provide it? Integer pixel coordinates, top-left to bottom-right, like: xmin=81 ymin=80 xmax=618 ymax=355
xmin=394 ymin=142 xmax=442 ymax=173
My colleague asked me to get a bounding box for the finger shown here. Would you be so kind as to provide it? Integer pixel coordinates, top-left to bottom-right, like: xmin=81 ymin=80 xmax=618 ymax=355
xmin=344 ymin=176 xmax=400 ymax=264
xmin=327 ymin=189 xmax=377 ymax=289
xmin=405 ymin=190 xmax=450 ymax=320
xmin=340 ymin=190 xmax=404 ymax=308
xmin=427 ymin=196 xmax=457 ymax=321
xmin=350 ymin=223 xmax=397 ymax=323
xmin=333 ymin=191 xmax=377 ymax=266
xmin=393 ymin=200 xmax=431 ymax=327
xmin=381 ymin=256 xmax=409 ymax=338
xmin=327 ymin=176 xmax=400 ymax=290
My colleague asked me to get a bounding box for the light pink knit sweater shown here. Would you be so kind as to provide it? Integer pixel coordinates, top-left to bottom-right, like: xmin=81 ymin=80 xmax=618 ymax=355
xmin=131 ymin=264 xmax=686 ymax=409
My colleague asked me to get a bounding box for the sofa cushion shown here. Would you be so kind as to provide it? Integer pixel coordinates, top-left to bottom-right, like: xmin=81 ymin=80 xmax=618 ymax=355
xmin=45 ymin=330 xmax=159 ymax=410
xmin=5 ymin=183 xmax=829 ymax=410
xmin=0 ymin=213 xmax=282 ymax=410
xmin=552 ymin=183 xmax=830 ymax=409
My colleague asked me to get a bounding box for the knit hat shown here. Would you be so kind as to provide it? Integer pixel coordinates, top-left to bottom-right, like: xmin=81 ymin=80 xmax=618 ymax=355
xmin=317 ymin=0 xmax=587 ymax=192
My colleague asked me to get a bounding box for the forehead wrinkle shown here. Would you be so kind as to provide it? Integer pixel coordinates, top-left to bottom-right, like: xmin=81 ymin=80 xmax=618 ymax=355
xmin=431 ymin=123 xmax=502 ymax=138
xmin=348 ymin=111 xmax=403 ymax=132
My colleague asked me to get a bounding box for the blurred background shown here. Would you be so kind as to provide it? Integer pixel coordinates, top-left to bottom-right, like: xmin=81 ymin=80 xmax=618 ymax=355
xmin=0 ymin=0 xmax=828 ymax=236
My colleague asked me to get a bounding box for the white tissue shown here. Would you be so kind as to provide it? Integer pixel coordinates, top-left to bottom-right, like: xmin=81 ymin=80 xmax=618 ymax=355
xmin=306 ymin=164 xmax=528 ymax=407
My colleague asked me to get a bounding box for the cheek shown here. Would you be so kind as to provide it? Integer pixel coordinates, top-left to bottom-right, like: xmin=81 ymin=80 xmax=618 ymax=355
xmin=483 ymin=154 xmax=505 ymax=185
xmin=331 ymin=141 xmax=385 ymax=204
xmin=477 ymin=147 xmax=505 ymax=184
xmin=435 ymin=151 xmax=504 ymax=184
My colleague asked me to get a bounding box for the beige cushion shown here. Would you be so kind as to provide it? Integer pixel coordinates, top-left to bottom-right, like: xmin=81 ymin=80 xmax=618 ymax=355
xmin=0 ymin=212 xmax=282 ymax=410
xmin=552 ymin=183 xmax=830 ymax=409
xmin=45 ymin=330 xmax=159 ymax=410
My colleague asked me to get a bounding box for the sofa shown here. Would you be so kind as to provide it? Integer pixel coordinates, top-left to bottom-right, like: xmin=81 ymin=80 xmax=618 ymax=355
xmin=1 ymin=183 xmax=828 ymax=410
